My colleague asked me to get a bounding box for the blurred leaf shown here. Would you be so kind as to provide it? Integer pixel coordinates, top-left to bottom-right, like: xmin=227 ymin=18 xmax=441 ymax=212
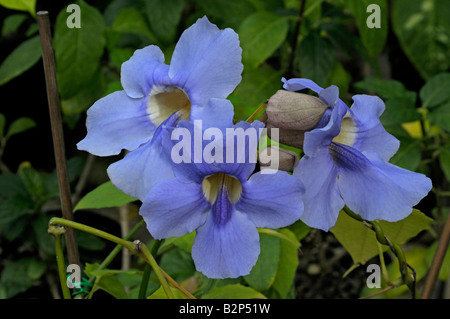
xmin=0 ymin=172 xmax=27 ymax=197
xmin=33 ymin=215 xmax=56 ymax=254
xmin=389 ymin=137 xmax=421 ymax=171
xmin=244 ymin=234 xmax=281 ymax=292
xmin=18 ymin=165 xmax=44 ymax=200
xmin=195 ymin=0 xmax=255 ymax=29
xmin=74 ymin=181 xmax=136 ymax=212
xmin=381 ymin=98 xmax=421 ymax=126
xmin=159 ymin=249 xmax=196 ymax=282
xmin=392 ymin=0 xmax=450 ymax=80
xmin=147 ymin=285 xmax=189 ymax=299
xmin=272 ymin=229 xmax=299 ymax=298
xmin=354 ymin=77 xmax=416 ymax=100
xmin=1 ymin=14 xmax=27 ymax=36
xmin=0 ymin=35 xmax=41 ymax=86
xmin=331 ymin=209 xmax=433 ymax=265
xmin=420 ymin=73 xmax=450 ymax=108
xmin=0 ymin=0 xmax=36 ymax=16
xmin=325 ymin=61 xmax=351 ymax=99
xmin=439 ymin=145 xmax=450 ymax=183
xmin=110 ymin=7 xmax=154 ymax=40
xmin=344 ymin=0 xmax=387 ymax=56
xmin=426 ymin=241 xmax=450 ymax=281
xmin=94 ymin=274 xmax=129 ymax=299
xmin=239 ymin=11 xmax=289 ymax=69
xmin=298 ymin=30 xmax=335 ymax=86
xmin=145 ymin=0 xmax=184 ymax=43
xmin=6 ymin=117 xmax=36 ymax=138
xmin=0 ymin=113 xmax=5 ymax=138
xmin=27 ymin=259 xmax=46 ymax=280
xmin=201 ymin=284 xmax=267 ymax=299
xmin=0 ymin=258 xmax=37 ymax=298
xmin=76 ymin=230 xmax=106 ymax=251
xmin=54 ymin=0 xmax=105 ymax=99
xmin=230 ymin=66 xmax=283 ymax=121
xmin=427 ymin=100 xmax=450 ymax=132
xmin=288 ymin=219 xmax=310 ymax=241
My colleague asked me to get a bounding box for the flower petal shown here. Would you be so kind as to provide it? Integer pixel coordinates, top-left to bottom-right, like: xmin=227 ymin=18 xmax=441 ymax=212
xmin=335 ymin=146 xmax=432 ymax=222
xmin=236 ymin=171 xmax=304 ymax=229
xmin=189 ymin=98 xmax=234 ymax=131
xmin=77 ymin=91 xmax=154 ymax=156
xmin=140 ymin=178 xmax=210 ymax=239
xmin=121 ymin=45 xmax=170 ymax=99
xmin=282 ymin=77 xmax=323 ymax=94
xmin=191 ymin=210 xmax=260 ymax=279
xmin=293 ymin=148 xmax=344 ymax=231
xmin=349 ymin=95 xmax=400 ymax=161
xmin=107 ymin=114 xmax=179 ymax=200
xmin=169 ymin=16 xmax=243 ymax=106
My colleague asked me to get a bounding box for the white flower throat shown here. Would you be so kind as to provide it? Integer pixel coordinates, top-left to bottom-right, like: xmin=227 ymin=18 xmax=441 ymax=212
xmin=147 ymin=86 xmax=191 ymax=126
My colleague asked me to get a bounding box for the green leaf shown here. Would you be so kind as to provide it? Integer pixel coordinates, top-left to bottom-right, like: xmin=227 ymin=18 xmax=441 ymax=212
xmin=33 ymin=215 xmax=56 ymax=254
xmin=380 ymin=98 xmax=420 ymax=126
xmin=74 ymin=181 xmax=136 ymax=212
xmin=147 ymin=285 xmax=189 ymax=299
xmin=0 ymin=35 xmax=41 ymax=86
xmin=194 ymin=0 xmax=255 ymax=30
xmin=6 ymin=117 xmax=36 ymax=138
xmin=344 ymin=0 xmax=388 ymax=56
xmin=439 ymin=145 xmax=450 ymax=183
xmin=389 ymin=137 xmax=421 ymax=171
xmin=392 ymin=0 xmax=450 ymax=80
xmin=76 ymin=230 xmax=106 ymax=251
xmin=331 ymin=209 xmax=433 ymax=265
xmin=244 ymin=234 xmax=281 ymax=292
xmin=201 ymin=284 xmax=267 ymax=299
xmin=1 ymin=14 xmax=27 ymax=36
xmin=230 ymin=66 xmax=283 ymax=121
xmin=18 ymin=165 xmax=44 ymax=200
xmin=0 ymin=0 xmax=36 ymax=16
xmin=27 ymin=259 xmax=46 ymax=280
xmin=53 ymin=0 xmax=105 ymax=99
xmin=427 ymin=100 xmax=450 ymax=132
xmin=420 ymin=72 xmax=450 ymax=109
xmin=159 ymin=249 xmax=196 ymax=282
xmin=239 ymin=11 xmax=289 ymax=69
xmin=110 ymin=7 xmax=154 ymax=40
xmin=426 ymin=241 xmax=450 ymax=281
xmin=0 ymin=258 xmax=36 ymax=298
xmin=354 ymin=77 xmax=415 ymax=100
xmin=0 ymin=113 xmax=5 ymax=138
xmin=94 ymin=274 xmax=129 ymax=299
xmin=298 ymin=30 xmax=336 ymax=86
xmin=145 ymin=0 xmax=184 ymax=43
xmin=272 ymin=229 xmax=299 ymax=298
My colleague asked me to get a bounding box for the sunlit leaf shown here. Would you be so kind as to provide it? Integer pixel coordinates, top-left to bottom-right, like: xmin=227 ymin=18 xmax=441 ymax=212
xmin=201 ymin=284 xmax=267 ymax=299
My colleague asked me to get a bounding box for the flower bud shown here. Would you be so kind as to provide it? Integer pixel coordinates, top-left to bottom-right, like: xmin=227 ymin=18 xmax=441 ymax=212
xmin=266 ymin=90 xmax=328 ymax=131
xmin=259 ymin=145 xmax=299 ymax=172
xmin=266 ymin=123 xmax=305 ymax=149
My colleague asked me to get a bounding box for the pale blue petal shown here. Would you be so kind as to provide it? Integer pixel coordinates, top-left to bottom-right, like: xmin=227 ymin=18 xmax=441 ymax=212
xmin=350 ymin=95 xmax=400 ymax=161
xmin=282 ymin=77 xmax=323 ymax=94
xmin=236 ymin=171 xmax=304 ymax=228
xmin=77 ymin=91 xmax=154 ymax=156
xmin=169 ymin=16 xmax=243 ymax=106
xmin=189 ymin=98 xmax=234 ymax=131
xmin=335 ymin=146 xmax=432 ymax=222
xmin=120 ymin=45 xmax=169 ymax=98
xmin=141 ymin=178 xmax=210 ymax=239
xmin=191 ymin=210 xmax=260 ymax=279
xmin=293 ymin=148 xmax=344 ymax=231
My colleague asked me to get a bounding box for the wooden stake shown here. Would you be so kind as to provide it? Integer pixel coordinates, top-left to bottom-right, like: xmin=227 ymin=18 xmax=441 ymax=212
xmin=37 ymin=11 xmax=80 ymax=268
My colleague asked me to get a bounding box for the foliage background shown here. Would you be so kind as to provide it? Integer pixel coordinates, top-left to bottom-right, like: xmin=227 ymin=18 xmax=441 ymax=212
xmin=0 ymin=0 xmax=449 ymax=299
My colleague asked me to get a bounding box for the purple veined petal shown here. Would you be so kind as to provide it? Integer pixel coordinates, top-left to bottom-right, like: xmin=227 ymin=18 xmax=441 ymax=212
xmin=236 ymin=171 xmax=304 ymax=229
xmin=191 ymin=210 xmax=260 ymax=279
xmin=120 ymin=45 xmax=170 ymax=99
xmin=169 ymin=16 xmax=243 ymax=106
xmin=293 ymin=148 xmax=345 ymax=231
xmin=140 ymin=177 xmax=210 ymax=239
xmin=349 ymin=95 xmax=400 ymax=161
xmin=77 ymin=91 xmax=155 ymax=156
xmin=302 ymin=100 xmax=348 ymax=157
xmin=282 ymin=77 xmax=324 ymax=94
xmin=106 ymin=113 xmax=181 ymax=201
xmin=332 ymin=144 xmax=432 ymax=222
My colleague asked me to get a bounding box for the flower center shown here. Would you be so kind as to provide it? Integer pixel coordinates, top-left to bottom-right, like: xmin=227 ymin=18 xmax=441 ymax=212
xmin=202 ymin=173 xmax=243 ymax=225
xmin=202 ymin=173 xmax=242 ymax=205
xmin=331 ymin=111 xmax=357 ymax=147
xmin=147 ymin=86 xmax=191 ymax=127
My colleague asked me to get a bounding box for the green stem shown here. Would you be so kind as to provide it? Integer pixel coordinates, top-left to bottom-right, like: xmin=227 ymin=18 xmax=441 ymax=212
xmin=49 ymin=225 xmax=71 ymax=299
xmin=138 ymin=240 xmax=163 ymax=299
xmin=48 ymin=217 xmax=174 ymax=299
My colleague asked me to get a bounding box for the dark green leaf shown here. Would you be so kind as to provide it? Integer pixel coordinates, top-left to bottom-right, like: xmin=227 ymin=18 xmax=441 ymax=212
xmin=159 ymin=249 xmax=196 ymax=282
xmin=18 ymin=165 xmax=44 ymax=200
xmin=0 ymin=35 xmax=41 ymax=86
xmin=195 ymin=0 xmax=255 ymax=30
xmin=439 ymin=145 xmax=450 ymax=183
xmin=272 ymin=229 xmax=299 ymax=298
xmin=381 ymin=98 xmax=421 ymax=126
xmin=420 ymin=72 xmax=450 ymax=108
xmin=239 ymin=11 xmax=289 ymax=69
xmin=145 ymin=0 xmax=184 ymax=43
xmin=392 ymin=0 xmax=450 ymax=80
xmin=76 ymin=230 xmax=106 ymax=251
xmin=201 ymin=284 xmax=267 ymax=299
xmin=74 ymin=181 xmax=136 ymax=212
xmin=389 ymin=136 xmax=421 ymax=171
xmin=344 ymin=0 xmax=388 ymax=56
xmin=110 ymin=7 xmax=154 ymax=41
xmin=6 ymin=117 xmax=36 ymax=138
xmin=354 ymin=77 xmax=416 ymax=100
xmin=1 ymin=14 xmax=27 ymax=36
xmin=0 ymin=259 xmax=34 ymax=298
xmin=298 ymin=31 xmax=336 ymax=86
xmin=53 ymin=0 xmax=105 ymax=99
xmin=0 ymin=113 xmax=5 ymax=138
xmin=427 ymin=100 xmax=450 ymax=132
xmin=33 ymin=215 xmax=56 ymax=254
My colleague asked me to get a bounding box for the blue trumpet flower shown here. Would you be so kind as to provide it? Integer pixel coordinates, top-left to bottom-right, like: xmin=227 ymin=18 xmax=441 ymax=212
xmin=283 ymin=78 xmax=432 ymax=231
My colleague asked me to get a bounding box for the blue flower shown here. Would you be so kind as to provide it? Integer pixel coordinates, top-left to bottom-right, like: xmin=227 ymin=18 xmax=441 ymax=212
xmin=138 ymin=99 xmax=305 ymax=279
xmin=77 ymin=17 xmax=243 ymax=199
xmin=283 ymin=78 xmax=432 ymax=231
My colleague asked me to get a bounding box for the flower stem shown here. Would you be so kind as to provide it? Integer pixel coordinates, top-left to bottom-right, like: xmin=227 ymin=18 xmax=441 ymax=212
xmin=246 ymin=102 xmax=267 ymax=123
xmin=138 ymin=239 xmax=163 ymax=299
xmin=48 ymin=224 xmax=71 ymax=299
